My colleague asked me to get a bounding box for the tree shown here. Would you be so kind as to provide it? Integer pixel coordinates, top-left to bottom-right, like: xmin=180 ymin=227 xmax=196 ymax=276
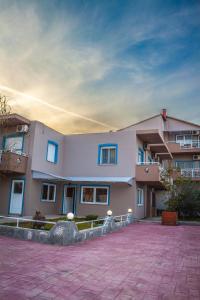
xmin=0 ymin=94 xmax=11 ymax=128
xmin=164 ymin=172 xmax=200 ymax=217
xmin=0 ymin=94 xmax=11 ymax=178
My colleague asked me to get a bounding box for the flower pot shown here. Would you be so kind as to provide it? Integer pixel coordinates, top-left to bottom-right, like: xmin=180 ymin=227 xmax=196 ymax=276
xmin=162 ymin=211 xmax=177 ymax=226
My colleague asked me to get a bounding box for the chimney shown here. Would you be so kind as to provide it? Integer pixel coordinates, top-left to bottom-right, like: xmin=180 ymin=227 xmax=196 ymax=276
xmin=161 ymin=108 xmax=167 ymax=121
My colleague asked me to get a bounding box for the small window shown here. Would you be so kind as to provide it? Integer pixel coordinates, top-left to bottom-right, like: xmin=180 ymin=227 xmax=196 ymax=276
xmin=81 ymin=186 xmax=109 ymax=205
xmin=137 ymin=188 xmax=144 ymax=206
xmin=96 ymin=188 xmax=108 ymax=204
xmin=46 ymin=141 xmax=58 ymax=164
xmin=41 ymin=183 xmax=56 ymax=202
xmin=14 ymin=182 xmax=23 ymax=194
xmin=82 ymin=187 xmax=94 ymax=203
xmin=99 ymin=144 xmax=117 ymax=165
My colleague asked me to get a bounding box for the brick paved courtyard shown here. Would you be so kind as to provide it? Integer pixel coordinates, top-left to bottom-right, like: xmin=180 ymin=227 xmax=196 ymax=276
xmin=0 ymin=223 xmax=200 ymax=300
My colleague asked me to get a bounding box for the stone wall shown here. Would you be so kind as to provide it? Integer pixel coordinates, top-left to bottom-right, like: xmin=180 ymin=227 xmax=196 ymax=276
xmin=0 ymin=214 xmax=135 ymax=246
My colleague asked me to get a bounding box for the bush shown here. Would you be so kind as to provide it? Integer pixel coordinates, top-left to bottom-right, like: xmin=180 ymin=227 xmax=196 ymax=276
xmin=32 ymin=211 xmax=46 ymax=229
xmin=85 ymin=214 xmax=98 ymax=221
xmin=165 ymin=176 xmax=200 ymax=217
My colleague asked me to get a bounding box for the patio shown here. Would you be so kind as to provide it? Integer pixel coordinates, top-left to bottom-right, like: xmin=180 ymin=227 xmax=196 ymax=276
xmin=0 ymin=223 xmax=200 ymax=300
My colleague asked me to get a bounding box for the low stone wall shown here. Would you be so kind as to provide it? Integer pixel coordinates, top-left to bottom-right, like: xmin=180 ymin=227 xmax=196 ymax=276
xmin=0 ymin=214 xmax=135 ymax=246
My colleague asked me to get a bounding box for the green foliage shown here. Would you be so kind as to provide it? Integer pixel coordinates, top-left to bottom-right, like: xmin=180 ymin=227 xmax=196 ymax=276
xmin=85 ymin=214 xmax=98 ymax=221
xmin=32 ymin=211 xmax=46 ymax=229
xmin=165 ymin=175 xmax=200 ymax=217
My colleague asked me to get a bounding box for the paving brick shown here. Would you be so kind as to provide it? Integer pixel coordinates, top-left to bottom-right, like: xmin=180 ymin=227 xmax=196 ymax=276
xmin=0 ymin=223 xmax=200 ymax=300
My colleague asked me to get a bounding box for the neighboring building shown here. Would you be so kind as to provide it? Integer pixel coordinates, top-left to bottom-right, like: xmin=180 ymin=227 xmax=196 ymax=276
xmin=0 ymin=110 xmax=200 ymax=219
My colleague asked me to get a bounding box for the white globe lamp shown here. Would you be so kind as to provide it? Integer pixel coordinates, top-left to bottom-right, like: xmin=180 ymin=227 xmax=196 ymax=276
xmin=67 ymin=212 xmax=74 ymax=221
xmin=107 ymin=210 xmax=113 ymax=216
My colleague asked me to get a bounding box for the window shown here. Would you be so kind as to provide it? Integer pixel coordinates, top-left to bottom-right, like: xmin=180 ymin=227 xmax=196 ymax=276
xmin=81 ymin=186 xmax=109 ymax=205
xmin=137 ymin=188 xmax=144 ymax=206
xmin=98 ymin=144 xmax=117 ymax=165
xmin=14 ymin=182 xmax=23 ymax=194
xmin=176 ymin=135 xmax=200 ymax=147
xmin=41 ymin=183 xmax=56 ymax=202
xmin=3 ymin=135 xmax=23 ymax=154
xmin=138 ymin=148 xmax=144 ymax=164
xmin=46 ymin=141 xmax=58 ymax=163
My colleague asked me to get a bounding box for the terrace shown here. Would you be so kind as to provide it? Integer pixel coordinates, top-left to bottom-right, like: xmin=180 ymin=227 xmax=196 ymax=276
xmin=0 ymin=223 xmax=199 ymax=299
xmin=0 ymin=150 xmax=28 ymax=175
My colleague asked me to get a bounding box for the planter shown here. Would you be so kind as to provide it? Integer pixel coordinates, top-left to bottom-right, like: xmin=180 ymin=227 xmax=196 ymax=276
xmin=162 ymin=211 xmax=177 ymax=226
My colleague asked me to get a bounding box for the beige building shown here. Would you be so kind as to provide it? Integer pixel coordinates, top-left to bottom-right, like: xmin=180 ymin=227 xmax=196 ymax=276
xmin=0 ymin=110 xmax=200 ymax=218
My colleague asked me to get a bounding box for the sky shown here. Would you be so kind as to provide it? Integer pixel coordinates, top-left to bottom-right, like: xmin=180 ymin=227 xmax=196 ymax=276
xmin=0 ymin=0 xmax=200 ymax=133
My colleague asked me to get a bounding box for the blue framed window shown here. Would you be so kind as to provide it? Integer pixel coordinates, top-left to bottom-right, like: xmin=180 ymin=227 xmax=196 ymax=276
xmin=80 ymin=185 xmax=110 ymax=205
xmin=138 ymin=148 xmax=144 ymax=164
xmin=137 ymin=188 xmax=144 ymax=206
xmin=41 ymin=183 xmax=56 ymax=202
xmin=46 ymin=141 xmax=58 ymax=164
xmin=98 ymin=144 xmax=118 ymax=165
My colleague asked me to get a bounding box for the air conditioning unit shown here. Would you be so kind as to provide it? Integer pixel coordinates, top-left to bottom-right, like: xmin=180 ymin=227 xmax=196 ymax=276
xmin=16 ymin=124 xmax=29 ymax=133
xmin=193 ymin=155 xmax=200 ymax=160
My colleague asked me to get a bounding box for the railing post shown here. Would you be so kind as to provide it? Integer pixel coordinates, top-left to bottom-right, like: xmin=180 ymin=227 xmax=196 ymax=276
xmin=17 ymin=218 xmax=19 ymax=228
xmin=91 ymin=221 xmax=94 ymax=229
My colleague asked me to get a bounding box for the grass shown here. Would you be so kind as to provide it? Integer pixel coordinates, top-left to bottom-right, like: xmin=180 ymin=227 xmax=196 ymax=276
xmin=2 ymin=216 xmax=104 ymax=231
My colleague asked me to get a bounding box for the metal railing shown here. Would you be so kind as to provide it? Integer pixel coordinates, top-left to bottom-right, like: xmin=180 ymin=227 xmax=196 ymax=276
xmin=0 ymin=214 xmax=129 ymax=231
xmin=137 ymin=161 xmax=160 ymax=165
xmin=168 ymin=141 xmax=200 ymax=149
xmin=181 ymin=168 xmax=200 ymax=178
xmin=113 ymin=214 xmax=128 ymax=222
xmin=0 ymin=215 xmax=56 ymax=228
xmin=75 ymin=217 xmax=106 ymax=230
xmin=0 ymin=149 xmax=27 ymax=157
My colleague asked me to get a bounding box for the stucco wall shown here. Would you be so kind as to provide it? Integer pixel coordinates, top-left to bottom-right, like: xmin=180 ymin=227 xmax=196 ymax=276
xmin=121 ymin=115 xmax=164 ymax=133
xmin=76 ymin=182 xmax=136 ymax=217
xmin=23 ymin=179 xmax=63 ymax=216
xmin=63 ymin=130 xmax=137 ymax=178
xmin=31 ymin=121 xmax=65 ymax=177
xmin=165 ymin=118 xmax=200 ymax=132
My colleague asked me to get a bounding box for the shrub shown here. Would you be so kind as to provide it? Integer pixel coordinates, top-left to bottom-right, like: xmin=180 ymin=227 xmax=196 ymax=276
xmin=85 ymin=214 xmax=98 ymax=221
xmin=32 ymin=211 xmax=46 ymax=229
xmin=165 ymin=176 xmax=200 ymax=217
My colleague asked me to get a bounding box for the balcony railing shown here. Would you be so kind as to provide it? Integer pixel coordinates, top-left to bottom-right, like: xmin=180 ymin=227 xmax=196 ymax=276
xmin=0 ymin=150 xmax=28 ymax=174
xmin=168 ymin=140 xmax=200 ymax=150
xmin=181 ymin=168 xmax=200 ymax=178
xmin=136 ymin=162 xmax=164 ymax=184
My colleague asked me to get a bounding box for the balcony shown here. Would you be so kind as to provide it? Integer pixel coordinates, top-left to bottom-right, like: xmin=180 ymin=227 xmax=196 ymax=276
xmin=136 ymin=162 xmax=169 ymax=187
xmin=173 ymin=168 xmax=200 ymax=181
xmin=167 ymin=141 xmax=200 ymax=154
xmin=0 ymin=150 xmax=28 ymax=174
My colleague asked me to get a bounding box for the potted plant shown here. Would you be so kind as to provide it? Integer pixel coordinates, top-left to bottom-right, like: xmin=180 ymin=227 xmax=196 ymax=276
xmin=162 ymin=210 xmax=177 ymax=226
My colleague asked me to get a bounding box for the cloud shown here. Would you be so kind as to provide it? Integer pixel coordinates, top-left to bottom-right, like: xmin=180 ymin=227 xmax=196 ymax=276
xmin=0 ymin=0 xmax=199 ymax=133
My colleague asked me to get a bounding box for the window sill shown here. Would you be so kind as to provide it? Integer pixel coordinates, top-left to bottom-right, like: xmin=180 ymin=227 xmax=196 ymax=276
xmin=41 ymin=200 xmax=56 ymax=203
xmin=137 ymin=204 xmax=144 ymax=207
xmin=98 ymin=163 xmax=117 ymax=166
xmin=46 ymin=160 xmax=57 ymax=164
xmin=80 ymin=202 xmax=108 ymax=206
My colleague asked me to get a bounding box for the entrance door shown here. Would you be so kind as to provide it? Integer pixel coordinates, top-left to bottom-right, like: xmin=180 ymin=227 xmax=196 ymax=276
xmin=63 ymin=186 xmax=75 ymax=214
xmin=9 ymin=180 xmax=24 ymax=214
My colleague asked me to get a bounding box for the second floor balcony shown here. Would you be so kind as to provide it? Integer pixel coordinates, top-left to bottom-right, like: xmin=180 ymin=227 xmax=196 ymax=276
xmin=173 ymin=168 xmax=200 ymax=181
xmin=167 ymin=140 xmax=200 ymax=154
xmin=136 ymin=162 xmax=171 ymax=187
xmin=0 ymin=150 xmax=28 ymax=175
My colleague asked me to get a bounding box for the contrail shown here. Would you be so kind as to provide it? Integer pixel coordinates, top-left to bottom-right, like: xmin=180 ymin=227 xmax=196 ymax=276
xmin=0 ymin=84 xmax=117 ymax=130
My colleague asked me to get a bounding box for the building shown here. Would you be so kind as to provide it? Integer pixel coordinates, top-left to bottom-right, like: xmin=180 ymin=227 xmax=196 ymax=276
xmin=0 ymin=110 xmax=200 ymax=218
